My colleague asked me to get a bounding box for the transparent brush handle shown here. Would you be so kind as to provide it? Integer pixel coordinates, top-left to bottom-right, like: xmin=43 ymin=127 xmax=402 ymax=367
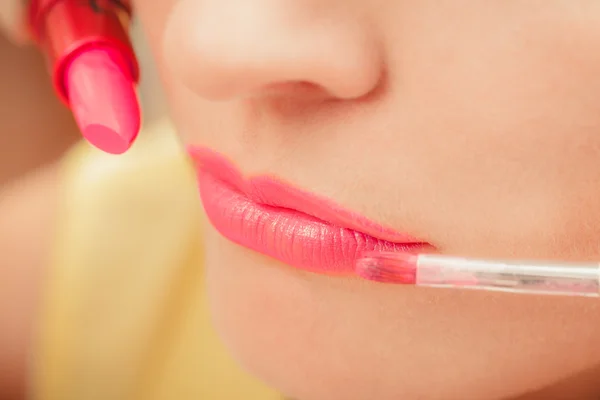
xmin=417 ymin=255 xmax=600 ymax=297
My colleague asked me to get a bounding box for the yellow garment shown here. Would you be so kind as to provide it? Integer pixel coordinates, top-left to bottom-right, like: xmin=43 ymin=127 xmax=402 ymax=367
xmin=33 ymin=119 xmax=279 ymax=400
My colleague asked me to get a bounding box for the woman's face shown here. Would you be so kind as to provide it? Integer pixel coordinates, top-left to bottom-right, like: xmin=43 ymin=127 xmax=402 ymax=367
xmin=136 ymin=1 xmax=600 ymax=398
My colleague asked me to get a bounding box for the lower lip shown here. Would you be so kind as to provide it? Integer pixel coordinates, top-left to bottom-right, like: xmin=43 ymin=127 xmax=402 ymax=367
xmin=197 ymin=171 xmax=426 ymax=275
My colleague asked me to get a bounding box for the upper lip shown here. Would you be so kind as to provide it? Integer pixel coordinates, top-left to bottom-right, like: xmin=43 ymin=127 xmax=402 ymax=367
xmin=190 ymin=147 xmax=424 ymax=244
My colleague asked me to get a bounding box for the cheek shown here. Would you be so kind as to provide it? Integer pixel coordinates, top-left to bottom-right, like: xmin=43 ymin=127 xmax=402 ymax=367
xmin=364 ymin=10 xmax=600 ymax=258
xmin=204 ymin=226 xmax=600 ymax=400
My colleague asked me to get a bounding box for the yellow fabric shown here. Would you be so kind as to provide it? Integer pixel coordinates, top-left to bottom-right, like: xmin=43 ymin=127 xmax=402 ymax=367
xmin=34 ymin=119 xmax=279 ymax=400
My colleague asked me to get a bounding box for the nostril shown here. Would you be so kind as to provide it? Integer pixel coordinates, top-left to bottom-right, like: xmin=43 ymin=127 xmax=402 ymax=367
xmin=246 ymin=81 xmax=337 ymax=119
xmin=257 ymin=81 xmax=327 ymax=98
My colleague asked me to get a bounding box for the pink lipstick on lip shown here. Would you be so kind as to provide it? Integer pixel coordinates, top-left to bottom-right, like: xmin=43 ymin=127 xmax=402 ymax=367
xmin=190 ymin=147 xmax=429 ymax=274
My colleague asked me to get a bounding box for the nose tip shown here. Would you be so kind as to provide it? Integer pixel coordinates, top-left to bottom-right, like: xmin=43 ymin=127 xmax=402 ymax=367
xmin=163 ymin=1 xmax=383 ymax=102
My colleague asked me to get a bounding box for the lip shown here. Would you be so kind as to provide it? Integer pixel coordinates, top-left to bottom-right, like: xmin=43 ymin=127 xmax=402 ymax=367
xmin=190 ymin=147 xmax=428 ymax=274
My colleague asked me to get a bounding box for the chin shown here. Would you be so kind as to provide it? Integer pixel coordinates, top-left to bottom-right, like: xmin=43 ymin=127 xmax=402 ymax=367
xmin=202 ymin=229 xmax=600 ymax=400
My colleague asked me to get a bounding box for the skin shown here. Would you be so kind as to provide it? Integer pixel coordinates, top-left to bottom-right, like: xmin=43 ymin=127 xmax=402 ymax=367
xmin=0 ymin=34 xmax=79 ymax=184
xmin=0 ymin=34 xmax=78 ymax=398
xmin=135 ymin=0 xmax=600 ymax=399
xmin=3 ymin=1 xmax=600 ymax=399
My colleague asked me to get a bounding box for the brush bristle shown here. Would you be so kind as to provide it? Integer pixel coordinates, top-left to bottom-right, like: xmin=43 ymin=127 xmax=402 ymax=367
xmin=355 ymin=252 xmax=418 ymax=284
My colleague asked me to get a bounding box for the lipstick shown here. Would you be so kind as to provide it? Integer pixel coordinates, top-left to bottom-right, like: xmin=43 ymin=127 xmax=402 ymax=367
xmin=28 ymin=0 xmax=141 ymax=154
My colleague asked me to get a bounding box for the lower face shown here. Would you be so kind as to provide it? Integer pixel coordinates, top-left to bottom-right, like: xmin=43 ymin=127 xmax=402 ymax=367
xmin=137 ymin=1 xmax=600 ymax=399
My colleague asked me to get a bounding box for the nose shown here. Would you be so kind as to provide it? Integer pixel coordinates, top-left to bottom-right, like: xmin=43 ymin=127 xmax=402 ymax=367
xmin=163 ymin=0 xmax=383 ymax=101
